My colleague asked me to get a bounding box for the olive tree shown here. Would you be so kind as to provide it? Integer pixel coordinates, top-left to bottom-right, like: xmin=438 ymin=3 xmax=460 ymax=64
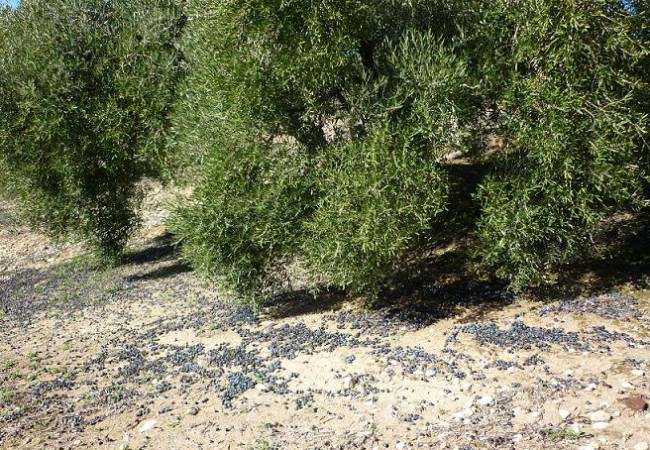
xmin=170 ymin=0 xmax=648 ymax=299
xmin=0 ymin=0 xmax=185 ymax=261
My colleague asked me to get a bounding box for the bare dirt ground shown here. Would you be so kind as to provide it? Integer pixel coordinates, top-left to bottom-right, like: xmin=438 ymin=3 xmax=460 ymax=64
xmin=1 ymin=199 xmax=649 ymax=450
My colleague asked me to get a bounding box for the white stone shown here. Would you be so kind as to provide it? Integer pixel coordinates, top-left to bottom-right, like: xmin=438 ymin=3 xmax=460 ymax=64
xmin=633 ymin=443 xmax=649 ymax=450
xmin=588 ymin=411 xmax=611 ymax=422
xmin=584 ymin=383 xmax=598 ymax=392
xmin=578 ymin=446 xmax=595 ymax=450
xmin=631 ymin=369 xmax=645 ymax=377
xmin=620 ymin=381 xmax=635 ymax=389
xmin=196 ymin=355 xmax=210 ymax=366
xmin=477 ymin=395 xmax=494 ymax=406
xmin=452 ymin=408 xmax=474 ymax=421
xmin=256 ymin=383 xmax=269 ymax=392
xmin=591 ymin=422 xmax=610 ymax=430
xmin=569 ymin=423 xmax=582 ymax=434
xmin=396 ymin=442 xmax=406 ymax=450
xmin=559 ymin=409 xmax=571 ymax=420
xmin=138 ymin=419 xmax=157 ymax=433
xmin=511 ymin=434 xmax=523 ymax=443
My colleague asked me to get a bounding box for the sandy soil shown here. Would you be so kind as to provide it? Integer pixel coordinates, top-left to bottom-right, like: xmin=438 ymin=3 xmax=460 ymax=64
xmin=1 ymin=199 xmax=649 ymax=450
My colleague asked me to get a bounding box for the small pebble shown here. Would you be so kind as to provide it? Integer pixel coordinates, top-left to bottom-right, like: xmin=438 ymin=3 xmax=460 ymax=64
xmin=138 ymin=419 xmax=157 ymax=433
xmin=569 ymin=423 xmax=581 ymax=434
xmin=343 ymin=376 xmax=358 ymax=390
xmin=452 ymin=408 xmax=474 ymax=421
xmin=477 ymin=395 xmax=493 ymax=406
xmin=588 ymin=411 xmax=611 ymax=422
xmin=618 ymin=397 xmax=649 ymax=411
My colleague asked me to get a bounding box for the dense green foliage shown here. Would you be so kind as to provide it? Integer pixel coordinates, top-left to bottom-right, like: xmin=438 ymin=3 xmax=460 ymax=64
xmin=168 ymin=0 xmax=472 ymax=297
xmin=1 ymin=0 xmax=648 ymax=299
xmin=468 ymin=0 xmax=650 ymax=286
xmin=170 ymin=0 xmax=649 ymax=299
xmin=0 ymin=0 xmax=185 ymax=260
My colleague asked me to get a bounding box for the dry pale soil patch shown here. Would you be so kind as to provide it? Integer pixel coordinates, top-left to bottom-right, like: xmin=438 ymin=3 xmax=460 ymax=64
xmin=1 ymin=200 xmax=649 ymax=450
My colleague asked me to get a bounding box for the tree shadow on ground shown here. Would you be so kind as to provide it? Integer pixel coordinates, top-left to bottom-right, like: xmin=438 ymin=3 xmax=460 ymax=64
xmin=1 ymin=231 xmax=194 ymax=324
xmin=0 ymin=267 xmax=51 ymax=321
xmin=124 ymin=232 xmax=192 ymax=282
xmin=261 ymin=204 xmax=650 ymax=326
xmin=126 ymin=262 xmax=192 ymax=282
xmin=127 ymin=232 xmax=179 ymax=265
xmin=527 ymin=210 xmax=650 ymax=301
xmin=259 ymin=248 xmax=514 ymax=326
xmin=386 ymin=209 xmax=650 ymax=326
xmin=259 ymin=288 xmax=348 ymax=319
xmin=375 ymin=246 xmax=514 ymax=325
